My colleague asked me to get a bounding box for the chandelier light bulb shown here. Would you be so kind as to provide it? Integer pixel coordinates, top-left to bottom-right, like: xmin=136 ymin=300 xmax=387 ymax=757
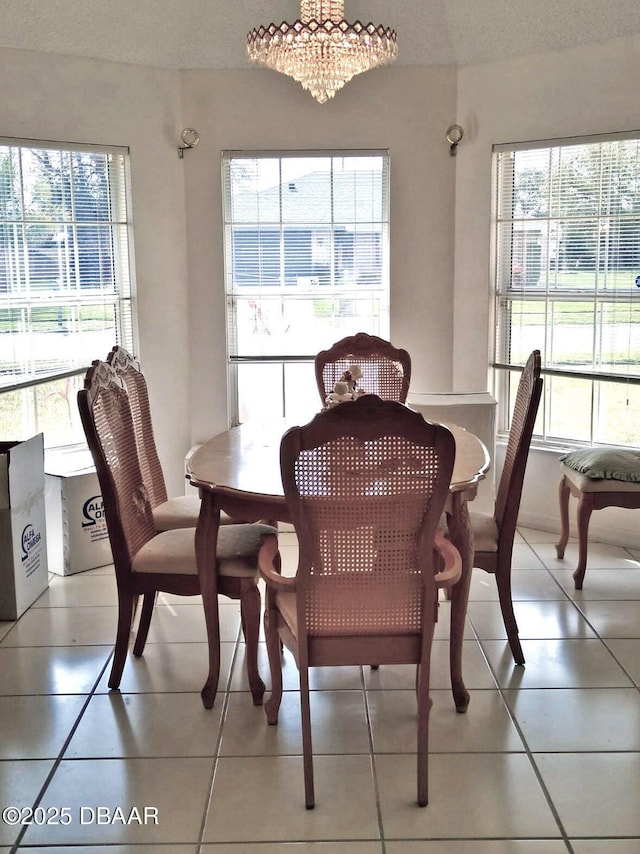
xmin=247 ymin=1 xmax=398 ymax=104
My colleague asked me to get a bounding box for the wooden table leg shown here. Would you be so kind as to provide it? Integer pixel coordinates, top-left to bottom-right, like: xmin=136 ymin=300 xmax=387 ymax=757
xmin=555 ymin=475 xmax=571 ymax=559
xmin=447 ymin=492 xmax=474 ymax=713
xmin=195 ymin=491 xmax=221 ymax=709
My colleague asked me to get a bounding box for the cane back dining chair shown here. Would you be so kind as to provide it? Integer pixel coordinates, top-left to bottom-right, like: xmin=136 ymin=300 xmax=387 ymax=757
xmin=314 ymin=332 xmax=411 ymax=405
xmin=107 ymin=345 xmax=260 ymax=644
xmin=107 ymin=345 xmax=206 ymax=531
xmin=259 ymin=394 xmax=461 ymax=808
xmin=78 ymin=360 xmax=276 ymax=707
xmin=469 ymin=349 xmax=543 ymax=665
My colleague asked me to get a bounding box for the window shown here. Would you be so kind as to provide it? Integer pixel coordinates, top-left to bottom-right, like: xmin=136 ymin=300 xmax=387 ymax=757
xmin=0 ymin=139 xmax=135 ymax=447
xmin=493 ymin=133 xmax=640 ymax=447
xmin=222 ymin=151 xmax=390 ymax=423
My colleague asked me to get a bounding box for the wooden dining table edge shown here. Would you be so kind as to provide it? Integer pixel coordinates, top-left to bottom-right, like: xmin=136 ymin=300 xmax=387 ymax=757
xmin=190 ymin=478 xmax=290 ymax=525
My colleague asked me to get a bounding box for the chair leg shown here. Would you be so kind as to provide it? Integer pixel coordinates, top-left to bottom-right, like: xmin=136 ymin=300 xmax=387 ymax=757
xmin=555 ymin=475 xmax=571 ymax=559
xmin=495 ymin=564 xmax=525 ymax=665
xmin=416 ymin=659 xmax=431 ymax=807
xmin=133 ymin=591 xmax=156 ymax=657
xmin=573 ymin=493 xmax=594 ymax=590
xmin=240 ymin=605 xmax=247 ymax=641
xmin=299 ymin=665 xmax=315 ymax=809
xmin=264 ymin=589 xmax=284 ymax=725
xmin=108 ymin=591 xmax=136 ymax=690
xmin=240 ymin=581 xmax=265 ymax=706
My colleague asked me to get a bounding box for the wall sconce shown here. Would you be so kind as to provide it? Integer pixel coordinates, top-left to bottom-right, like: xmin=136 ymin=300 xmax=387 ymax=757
xmin=178 ymin=128 xmax=200 ymax=159
xmin=446 ymin=124 xmax=464 ymax=156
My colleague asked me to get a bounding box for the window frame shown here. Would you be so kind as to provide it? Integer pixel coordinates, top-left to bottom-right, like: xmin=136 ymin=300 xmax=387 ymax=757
xmin=491 ymin=130 xmax=640 ymax=448
xmin=0 ymin=136 xmax=137 ymax=447
xmin=221 ymin=149 xmax=391 ymax=425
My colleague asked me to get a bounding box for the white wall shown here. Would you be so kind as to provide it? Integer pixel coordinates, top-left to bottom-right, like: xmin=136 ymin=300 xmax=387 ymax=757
xmin=455 ymin=34 xmax=640 ymax=545
xmin=0 ymin=46 xmax=191 ymax=496
xmin=180 ymin=65 xmax=458 ymax=443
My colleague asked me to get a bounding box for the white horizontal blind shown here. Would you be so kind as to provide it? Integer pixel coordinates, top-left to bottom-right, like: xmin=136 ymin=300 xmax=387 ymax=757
xmin=0 ymin=140 xmax=135 ymax=390
xmin=222 ymin=151 xmax=390 ymax=362
xmin=493 ymin=133 xmax=640 ymax=446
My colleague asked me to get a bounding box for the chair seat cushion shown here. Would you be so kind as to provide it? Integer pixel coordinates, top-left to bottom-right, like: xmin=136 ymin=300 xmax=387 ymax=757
xmin=560 ymin=449 xmax=640 ymax=483
xmin=217 ymin=524 xmax=278 ymax=576
xmin=469 ymin=511 xmax=499 ymax=553
xmin=132 ymin=523 xmax=277 ymax=577
xmin=561 ymin=463 xmax=640 ymax=494
xmin=132 ymin=527 xmax=199 ymax=575
xmin=153 ymin=495 xmax=238 ymax=530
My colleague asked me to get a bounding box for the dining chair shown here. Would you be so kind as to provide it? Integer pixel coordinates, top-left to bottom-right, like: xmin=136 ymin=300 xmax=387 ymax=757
xmin=78 ymin=359 xmax=277 ymax=707
xmin=107 ymin=345 xmax=205 ymax=531
xmin=259 ymin=394 xmax=461 ymax=808
xmin=314 ymin=331 xmax=411 ymax=405
xmin=468 ymin=349 xmax=543 ymax=665
xmin=107 ymin=345 xmax=269 ymax=645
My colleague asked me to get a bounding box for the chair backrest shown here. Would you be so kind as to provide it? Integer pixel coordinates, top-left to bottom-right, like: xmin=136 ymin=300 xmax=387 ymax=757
xmin=280 ymin=394 xmax=455 ymax=640
xmin=494 ymin=350 xmax=543 ymax=541
xmin=315 ymin=332 xmax=411 ymax=405
xmin=107 ymin=345 xmax=168 ymax=509
xmin=78 ymin=360 xmax=156 ymax=574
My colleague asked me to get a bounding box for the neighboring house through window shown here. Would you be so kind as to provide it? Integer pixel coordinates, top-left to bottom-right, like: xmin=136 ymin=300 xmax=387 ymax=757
xmin=493 ymin=133 xmax=640 ymax=446
xmin=0 ymin=139 xmax=135 ymax=447
xmin=222 ymin=150 xmax=390 ymax=423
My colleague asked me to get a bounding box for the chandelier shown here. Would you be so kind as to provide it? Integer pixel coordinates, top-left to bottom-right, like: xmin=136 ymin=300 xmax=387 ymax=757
xmin=246 ymin=1 xmax=398 ymax=104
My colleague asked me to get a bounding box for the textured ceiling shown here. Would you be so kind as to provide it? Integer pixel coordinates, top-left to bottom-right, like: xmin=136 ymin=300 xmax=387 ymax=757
xmin=0 ymin=0 xmax=638 ymax=70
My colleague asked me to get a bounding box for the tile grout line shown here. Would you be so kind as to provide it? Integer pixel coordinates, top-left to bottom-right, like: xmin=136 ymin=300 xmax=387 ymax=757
xmin=361 ymin=664 xmax=388 ymax=854
xmin=470 ymin=532 xmax=630 ymax=853
xmin=9 ymin=649 xmax=114 ymax=852
xmin=195 ymin=614 xmax=243 ymax=850
xmin=469 ymin=629 xmax=576 ymax=853
xmin=529 ymin=538 xmax=640 ymax=690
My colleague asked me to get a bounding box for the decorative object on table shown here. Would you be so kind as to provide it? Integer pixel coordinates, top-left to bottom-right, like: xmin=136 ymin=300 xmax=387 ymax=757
xmin=325 ymin=364 xmax=365 ymax=406
xmin=556 ymin=447 xmax=640 ymax=589
xmin=341 ymin=363 xmax=363 ymax=394
xmin=246 ymin=1 xmax=398 ymax=104
xmin=315 ymin=332 xmax=411 ymax=405
xmin=259 ymin=394 xmax=461 ymax=808
xmin=464 ymin=349 xmax=542 ymax=665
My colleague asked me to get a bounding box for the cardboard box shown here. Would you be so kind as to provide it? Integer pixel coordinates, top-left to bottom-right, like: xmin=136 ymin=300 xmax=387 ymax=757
xmin=45 ymin=447 xmax=112 ymax=576
xmin=0 ymin=434 xmax=49 ymax=620
xmin=408 ymin=392 xmax=497 ymax=515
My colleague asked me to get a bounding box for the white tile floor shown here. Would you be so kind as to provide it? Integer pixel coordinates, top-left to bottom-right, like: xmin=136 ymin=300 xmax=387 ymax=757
xmin=1 ymin=527 xmax=640 ymax=852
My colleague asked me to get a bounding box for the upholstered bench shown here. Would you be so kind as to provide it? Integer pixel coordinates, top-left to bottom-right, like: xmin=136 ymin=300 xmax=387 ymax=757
xmin=555 ymin=448 xmax=640 ymax=589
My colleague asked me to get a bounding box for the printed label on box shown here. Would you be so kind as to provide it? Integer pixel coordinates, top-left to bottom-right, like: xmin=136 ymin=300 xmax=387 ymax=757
xmin=81 ymin=493 xmax=109 ymax=545
xmin=21 ymin=521 xmax=44 ymax=579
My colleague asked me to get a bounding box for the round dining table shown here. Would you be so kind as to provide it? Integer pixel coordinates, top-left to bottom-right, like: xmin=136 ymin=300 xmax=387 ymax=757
xmin=188 ymin=417 xmax=489 ymax=711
